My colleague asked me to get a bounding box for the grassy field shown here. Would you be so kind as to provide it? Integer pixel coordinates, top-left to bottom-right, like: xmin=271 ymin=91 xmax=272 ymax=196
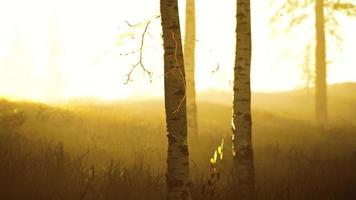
xmin=0 ymin=83 xmax=355 ymax=199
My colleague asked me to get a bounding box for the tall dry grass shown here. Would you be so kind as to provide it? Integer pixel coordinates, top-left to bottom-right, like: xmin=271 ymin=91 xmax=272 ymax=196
xmin=0 ymin=84 xmax=356 ymax=200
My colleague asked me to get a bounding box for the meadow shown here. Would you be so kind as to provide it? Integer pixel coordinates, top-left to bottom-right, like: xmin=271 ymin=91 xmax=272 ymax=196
xmin=0 ymin=83 xmax=355 ymax=200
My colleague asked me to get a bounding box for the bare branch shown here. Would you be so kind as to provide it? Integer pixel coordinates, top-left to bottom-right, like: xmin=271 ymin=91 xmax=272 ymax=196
xmin=269 ymin=0 xmax=314 ymax=35
xmin=288 ymin=13 xmax=309 ymax=27
xmin=125 ymin=14 xmax=160 ymax=28
xmin=125 ymin=20 xmax=140 ymax=27
xmin=327 ymin=2 xmax=356 ymax=16
xmin=124 ymin=19 xmax=156 ymax=84
xmin=269 ymin=0 xmax=313 ymax=26
xmin=122 ymin=15 xmax=162 ymax=84
xmin=325 ymin=13 xmax=343 ymax=50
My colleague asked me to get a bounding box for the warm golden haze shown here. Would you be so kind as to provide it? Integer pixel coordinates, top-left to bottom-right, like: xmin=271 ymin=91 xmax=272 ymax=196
xmin=0 ymin=0 xmax=355 ymax=102
xmin=0 ymin=83 xmax=355 ymax=199
xmin=1 ymin=0 xmax=356 ymax=199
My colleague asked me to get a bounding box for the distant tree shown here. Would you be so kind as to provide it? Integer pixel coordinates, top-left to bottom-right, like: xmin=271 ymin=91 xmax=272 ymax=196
xmin=315 ymin=0 xmax=328 ymax=127
xmin=184 ymin=0 xmax=198 ymax=137
xmin=160 ymin=0 xmax=192 ymax=199
xmin=271 ymin=0 xmax=356 ymax=128
xmin=232 ymin=0 xmax=255 ymax=199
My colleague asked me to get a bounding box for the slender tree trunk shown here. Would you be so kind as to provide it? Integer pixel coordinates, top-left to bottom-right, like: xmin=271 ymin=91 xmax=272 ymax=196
xmin=184 ymin=0 xmax=198 ymax=137
xmin=160 ymin=0 xmax=192 ymax=199
xmin=232 ymin=0 xmax=255 ymax=199
xmin=315 ymin=0 xmax=328 ymax=127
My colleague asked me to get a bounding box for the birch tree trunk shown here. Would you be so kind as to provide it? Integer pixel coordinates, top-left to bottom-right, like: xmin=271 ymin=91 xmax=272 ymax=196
xmin=315 ymin=0 xmax=328 ymax=128
xmin=232 ymin=0 xmax=255 ymax=199
xmin=160 ymin=0 xmax=192 ymax=199
xmin=184 ymin=0 xmax=198 ymax=137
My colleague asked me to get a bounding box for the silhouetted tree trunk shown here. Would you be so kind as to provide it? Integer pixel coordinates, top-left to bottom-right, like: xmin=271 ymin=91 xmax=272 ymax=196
xmin=315 ymin=0 xmax=328 ymax=127
xmin=232 ymin=0 xmax=255 ymax=199
xmin=160 ymin=0 xmax=192 ymax=199
xmin=184 ymin=0 xmax=198 ymax=137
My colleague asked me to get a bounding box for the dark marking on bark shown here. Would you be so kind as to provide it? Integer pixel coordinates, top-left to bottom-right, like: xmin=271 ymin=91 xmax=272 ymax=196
xmin=169 ymin=24 xmax=180 ymax=29
xmin=174 ymin=87 xmax=185 ymax=95
xmin=235 ymin=147 xmax=253 ymax=161
xmin=170 ymin=116 xmax=179 ymax=121
xmin=167 ymin=178 xmax=184 ymax=188
xmin=165 ymin=47 xmax=176 ymax=51
xmin=167 ymin=134 xmax=177 ymax=144
xmin=180 ymin=145 xmax=189 ymax=156
xmin=243 ymin=113 xmax=251 ymax=122
xmin=237 ymin=111 xmax=243 ymax=116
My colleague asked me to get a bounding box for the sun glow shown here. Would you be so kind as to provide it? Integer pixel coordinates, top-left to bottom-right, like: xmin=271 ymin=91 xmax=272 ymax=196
xmin=0 ymin=0 xmax=355 ymax=102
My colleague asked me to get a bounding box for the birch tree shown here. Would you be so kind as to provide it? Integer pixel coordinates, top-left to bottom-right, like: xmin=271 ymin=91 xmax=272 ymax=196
xmin=184 ymin=0 xmax=198 ymax=137
xmin=232 ymin=0 xmax=255 ymax=199
xmin=160 ymin=0 xmax=192 ymax=199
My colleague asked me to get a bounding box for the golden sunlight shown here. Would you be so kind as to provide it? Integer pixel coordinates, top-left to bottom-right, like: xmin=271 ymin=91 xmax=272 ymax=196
xmin=0 ymin=0 xmax=355 ymax=102
xmin=1 ymin=0 xmax=356 ymax=199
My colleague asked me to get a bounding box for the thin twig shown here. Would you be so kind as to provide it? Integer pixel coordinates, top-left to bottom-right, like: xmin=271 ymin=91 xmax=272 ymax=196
xmin=123 ymin=15 xmax=161 ymax=84
xmin=124 ymin=21 xmax=153 ymax=84
xmin=211 ymin=63 xmax=220 ymax=73
xmin=119 ymin=49 xmax=139 ymax=56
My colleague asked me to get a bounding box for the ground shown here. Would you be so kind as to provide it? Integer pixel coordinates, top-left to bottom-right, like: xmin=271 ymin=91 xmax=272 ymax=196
xmin=0 ymin=83 xmax=355 ymax=199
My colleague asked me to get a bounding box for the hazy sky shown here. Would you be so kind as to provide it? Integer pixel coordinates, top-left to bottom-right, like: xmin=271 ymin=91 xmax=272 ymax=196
xmin=0 ymin=0 xmax=355 ymax=102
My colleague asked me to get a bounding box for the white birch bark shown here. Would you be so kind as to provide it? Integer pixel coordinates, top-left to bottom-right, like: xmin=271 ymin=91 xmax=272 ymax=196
xmin=232 ymin=0 xmax=255 ymax=199
xmin=160 ymin=0 xmax=192 ymax=199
